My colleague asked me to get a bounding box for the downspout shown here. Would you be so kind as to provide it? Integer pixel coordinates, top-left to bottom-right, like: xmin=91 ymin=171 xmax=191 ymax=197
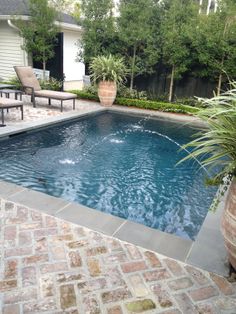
xmin=7 ymin=19 xmax=28 ymax=66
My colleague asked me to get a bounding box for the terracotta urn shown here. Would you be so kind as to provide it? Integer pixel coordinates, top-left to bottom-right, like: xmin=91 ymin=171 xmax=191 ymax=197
xmin=221 ymin=178 xmax=236 ymax=270
xmin=98 ymin=81 xmax=117 ymax=107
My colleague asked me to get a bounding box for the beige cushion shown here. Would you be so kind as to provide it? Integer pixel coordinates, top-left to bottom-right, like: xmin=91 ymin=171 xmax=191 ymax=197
xmin=34 ymin=90 xmax=77 ymax=100
xmin=0 ymin=97 xmax=23 ymax=107
xmin=14 ymin=66 xmax=41 ymax=91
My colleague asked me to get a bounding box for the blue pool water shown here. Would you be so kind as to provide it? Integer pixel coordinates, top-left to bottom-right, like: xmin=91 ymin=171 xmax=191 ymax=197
xmin=0 ymin=112 xmax=217 ymax=240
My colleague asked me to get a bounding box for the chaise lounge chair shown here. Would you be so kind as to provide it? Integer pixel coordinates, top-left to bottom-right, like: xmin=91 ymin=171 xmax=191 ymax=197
xmin=14 ymin=66 xmax=77 ymax=112
xmin=0 ymin=97 xmax=23 ymax=126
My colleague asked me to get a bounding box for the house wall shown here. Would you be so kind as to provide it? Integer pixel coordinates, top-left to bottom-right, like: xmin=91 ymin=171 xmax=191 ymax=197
xmin=0 ymin=20 xmax=28 ymax=80
xmin=63 ymin=29 xmax=84 ymax=90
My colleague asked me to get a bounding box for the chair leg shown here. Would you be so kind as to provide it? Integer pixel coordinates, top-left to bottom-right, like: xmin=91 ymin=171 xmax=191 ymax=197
xmin=1 ymin=109 xmax=4 ymax=125
xmin=32 ymin=95 xmax=36 ymax=108
xmin=48 ymin=98 xmax=51 ymax=106
xmin=61 ymin=100 xmax=63 ymax=112
xmin=21 ymin=106 xmax=24 ymax=120
xmin=73 ymin=98 xmax=75 ymax=110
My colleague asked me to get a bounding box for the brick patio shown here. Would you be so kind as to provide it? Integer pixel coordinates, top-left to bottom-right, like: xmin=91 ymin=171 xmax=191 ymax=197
xmin=0 ymin=198 xmax=236 ymax=313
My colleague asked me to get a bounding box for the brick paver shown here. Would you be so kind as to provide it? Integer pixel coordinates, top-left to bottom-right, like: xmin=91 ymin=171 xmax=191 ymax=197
xmin=0 ymin=198 xmax=236 ymax=313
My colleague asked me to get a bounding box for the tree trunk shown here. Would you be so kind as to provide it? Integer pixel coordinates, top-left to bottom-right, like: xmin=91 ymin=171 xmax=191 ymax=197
xmin=217 ymin=72 xmax=222 ymax=96
xmin=130 ymin=45 xmax=137 ymax=91
xmin=43 ymin=61 xmax=46 ymax=81
xmin=168 ymin=65 xmax=175 ymax=102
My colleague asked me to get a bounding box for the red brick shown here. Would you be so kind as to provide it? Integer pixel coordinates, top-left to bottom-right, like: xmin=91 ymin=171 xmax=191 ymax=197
xmin=107 ymin=305 xmax=123 ymax=314
xmin=3 ymin=304 xmax=20 ymax=314
xmin=5 ymin=247 xmax=32 ymax=258
xmin=101 ymin=287 xmax=132 ymax=303
xmin=0 ymin=279 xmax=17 ymax=292
xmin=86 ymin=246 xmax=107 ymax=256
xmin=60 ymin=284 xmax=76 ymax=309
xmin=57 ymin=272 xmax=85 ymax=283
xmin=51 ymin=234 xmax=74 ymax=242
xmin=129 ymin=274 xmax=149 ymax=297
xmin=104 ymin=252 xmax=128 ymax=263
xmin=185 ymin=265 xmax=209 ymax=286
xmin=83 ymin=295 xmax=101 ymax=314
xmin=210 ymin=273 xmax=234 ymax=295
xmin=174 ymin=293 xmax=198 ymax=314
xmin=51 ymin=246 xmax=66 ymax=260
xmin=143 ymin=269 xmax=171 ymax=282
xmin=167 ymin=277 xmax=194 ymax=291
xmin=31 ymin=211 xmax=43 ymax=221
xmin=195 ymin=303 xmax=217 ymax=314
xmin=164 ymin=258 xmax=185 ymax=276
xmin=22 ymin=266 xmax=36 ymax=286
xmin=69 ymin=251 xmax=82 ymax=267
xmin=45 ymin=216 xmax=58 ymax=227
xmin=144 ymin=251 xmax=162 ymax=268
xmin=4 ymin=226 xmax=16 ymax=241
xmin=87 ymin=258 xmax=101 ymax=277
xmin=40 ymin=275 xmax=54 ymax=297
xmin=4 ymin=259 xmax=17 ymax=278
xmin=40 ymin=262 xmax=68 ymax=274
xmin=24 ymin=254 xmax=49 ymax=265
xmin=23 ymin=299 xmax=57 ymax=313
xmin=107 ymin=266 xmax=126 ymax=288
xmin=78 ymin=278 xmax=107 ymax=294
xmin=20 ymin=222 xmax=42 ymax=230
xmin=19 ymin=231 xmax=32 ymax=246
xmin=189 ymin=286 xmax=219 ymax=302
xmin=67 ymin=240 xmax=89 ymax=248
xmin=121 ymin=261 xmax=147 ymax=273
xmin=4 ymin=287 xmax=37 ymax=304
xmin=34 ymin=228 xmax=58 ymax=238
xmin=151 ymin=284 xmax=174 ymax=308
xmin=125 ymin=243 xmax=142 ymax=260
xmin=35 ymin=237 xmax=48 ymax=253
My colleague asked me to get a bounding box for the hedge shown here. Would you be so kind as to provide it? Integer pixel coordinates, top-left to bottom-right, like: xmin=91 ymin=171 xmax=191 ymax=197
xmin=71 ymin=90 xmax=199 ymax=115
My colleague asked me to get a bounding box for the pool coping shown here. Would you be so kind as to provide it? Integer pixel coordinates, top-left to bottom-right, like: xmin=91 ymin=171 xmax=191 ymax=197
xmin=0 ymin=104 xmax=228 ymax=276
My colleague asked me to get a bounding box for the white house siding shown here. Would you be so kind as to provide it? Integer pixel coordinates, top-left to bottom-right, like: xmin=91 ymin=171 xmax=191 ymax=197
xmin=0 ymin=20 xmax=27 ymax=80
xmin=63 ymin=29 xmax=84 ymax=90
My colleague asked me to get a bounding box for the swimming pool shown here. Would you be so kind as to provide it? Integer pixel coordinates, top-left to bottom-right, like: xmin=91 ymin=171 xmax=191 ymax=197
xmin=0 ymin=112 xmax=217 ymax=240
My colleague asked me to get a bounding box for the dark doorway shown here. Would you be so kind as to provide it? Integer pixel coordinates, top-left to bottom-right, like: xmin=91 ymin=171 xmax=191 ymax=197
xmin=33 ymin=32 xmax=64 ymax=81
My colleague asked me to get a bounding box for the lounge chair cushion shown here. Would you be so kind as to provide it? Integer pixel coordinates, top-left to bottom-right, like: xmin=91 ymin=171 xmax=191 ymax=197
xmin=14 ymin=66 xmax=41 ymax=91
xmin=34 ymin=90 xmax=77 ymax=100
xmin=0 ymin=97 xmax=23 ymax=107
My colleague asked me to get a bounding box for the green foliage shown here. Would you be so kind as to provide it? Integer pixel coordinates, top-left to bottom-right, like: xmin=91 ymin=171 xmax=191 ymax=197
xmin=117 ymin=0 xmax=161 ymax=89
xmin=89 ymin=55 xmax=127 ymax=85
xmin=192 ymin=0 xmax=236 ymax=92
xmin=3 ymin=77 xmax=21 ymax=90
xmin=180 ymin=82 xmax=236 ymax=183
xmin=115 ymin=98 xmax=199 ymax=114
xmin=15 ymin=0 xmax=59 ymax=77
xmin=79 ymin=0 xmax=116 ymax=64
xmin=71 ymin=89 xmax=199 ymax=114
xmin=39 ymin=77 xmax=63 ymax=91
xmin=117 ymin=85 xmax=147 ymax=100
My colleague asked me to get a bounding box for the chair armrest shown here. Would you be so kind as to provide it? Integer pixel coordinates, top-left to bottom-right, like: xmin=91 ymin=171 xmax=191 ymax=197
xmin=22 ymin=86 xmax=35 ymax=95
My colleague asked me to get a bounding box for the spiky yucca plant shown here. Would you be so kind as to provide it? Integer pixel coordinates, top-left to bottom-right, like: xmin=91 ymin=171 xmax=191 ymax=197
xmin=180 ymin=83 xmax=236 ymax=185
xmin=89 ymin=55 xmax=127 ymax=85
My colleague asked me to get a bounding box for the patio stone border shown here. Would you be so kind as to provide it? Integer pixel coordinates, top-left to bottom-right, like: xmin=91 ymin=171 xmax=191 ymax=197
xmin=0 ymin=104 xmax=228 ymax=276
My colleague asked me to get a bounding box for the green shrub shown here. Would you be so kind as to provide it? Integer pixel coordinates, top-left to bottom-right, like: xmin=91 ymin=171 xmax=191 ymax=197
xmin=71 ymin=90 xmax=199 ymax=114
xmin=117 ymin=85 xmax=147 ymax=100
xmin=115 ymin=97 xmax=199 ymax=114
xmin=175 ymin=97 xmax=203 ymax=108
xmin=2 ymin=76 xmax=21 ymax=89
xmin=39 ymin=77 xmax=63 ymax=91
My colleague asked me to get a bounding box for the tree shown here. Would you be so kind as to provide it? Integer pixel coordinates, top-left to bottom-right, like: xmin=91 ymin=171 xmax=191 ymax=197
xmin=161 ymin=0 xmax=198 ymax=102
xmin=16 ymin=0 xmax=59 ymax=79
xmin=117 ymin=0 xmax=161 ymax=90
xmin=193 ymin=0 xmax=236 ymax=95
xmin=79 ymin=0 xmax=116 ymax=67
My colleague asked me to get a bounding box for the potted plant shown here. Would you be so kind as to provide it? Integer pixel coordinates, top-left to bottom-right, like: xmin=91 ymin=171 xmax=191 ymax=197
xmin=89 ymin=54 xmax=127 ymax=107
xmin=180 ymin=83 xmax=236 ymax=272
